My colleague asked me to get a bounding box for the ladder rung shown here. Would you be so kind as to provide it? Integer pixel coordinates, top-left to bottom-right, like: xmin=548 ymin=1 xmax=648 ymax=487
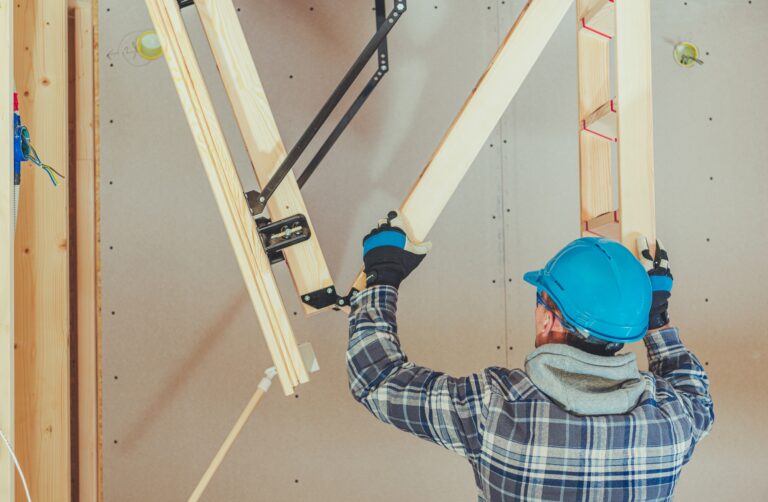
xmin=580 ymin=0 xmax=615 ymax=40
xmin=583 ymin=210 xmax=620 ymax=240
xmin=582 ymin=98 xmax=617 ymax=142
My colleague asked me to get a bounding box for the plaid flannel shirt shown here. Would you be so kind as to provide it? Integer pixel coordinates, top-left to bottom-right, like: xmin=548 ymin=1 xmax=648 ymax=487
xmin=347 ymin=286 xmax=714 ymax=502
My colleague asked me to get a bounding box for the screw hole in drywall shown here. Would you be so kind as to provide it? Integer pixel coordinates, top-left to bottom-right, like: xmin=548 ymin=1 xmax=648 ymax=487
xmin=509 ymin=346 xmax=514 ymax=351
xmin=705 ymin=298 xmax=709 ymax=302
xmin=114 ymin=376 xmax=118 ymax=380
xmin=496 ymin=346 xmax=501 ymax=350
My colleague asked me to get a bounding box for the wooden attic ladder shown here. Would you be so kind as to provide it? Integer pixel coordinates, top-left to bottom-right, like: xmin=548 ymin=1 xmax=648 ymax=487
xmin=577 ymin=0 xmax=656 ymax=249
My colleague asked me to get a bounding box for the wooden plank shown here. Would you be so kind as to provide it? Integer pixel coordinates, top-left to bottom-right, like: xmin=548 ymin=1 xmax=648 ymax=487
xmin=194 ymin=0 xmax=334 ymax=315
xmin=69 ymin=1 xmax=100 ymax=500
xmin=0 ymin=0 xmax=14 ymax=500
xmin=615 ymin=0 xmax=656 ymax=253
xmin=580 ymin=0 xmax=614 ymax=40
xmin=145 ymin=0 xmax=308 ymax=394
xmin=351 ymin=0 xmax=575 ymax=292
xmin=13 ymin=0 xmax=72 ymax=500
xmin=576 ymin=2 xmax=613 ymax=226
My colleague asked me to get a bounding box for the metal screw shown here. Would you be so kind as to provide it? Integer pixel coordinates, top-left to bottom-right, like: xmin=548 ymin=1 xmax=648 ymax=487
xmin=259 ymin=196 xmax=266 ymax=202
xmin=326 ymin=287 xmax=333 ymax=294
xmin=381 ymin=65 xmax=388 ymax=71
xmin=303 ymin=295 xmax=310 ymax=301
xmin=397 ymin=3 xmax=405 ymax=10
xmin=338 ymin=299 xmax=346 ymax=306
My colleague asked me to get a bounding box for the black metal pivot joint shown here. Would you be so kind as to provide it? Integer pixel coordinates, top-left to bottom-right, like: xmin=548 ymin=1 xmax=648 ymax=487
xmin=301 ymin=286 xmax=359 ymax=311
xmin=177 ymin=0 xmax=194 ymax=8
xmin=255 ymin=215 xmax=311 ymax=265
xmin=246 ymin=0 xmax=407 ymax=215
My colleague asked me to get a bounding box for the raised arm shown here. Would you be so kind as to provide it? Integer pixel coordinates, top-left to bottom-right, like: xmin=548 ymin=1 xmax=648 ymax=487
xmin=346 ymin=211 xmax=487 ymax=459
xmin=347 ymin=285 xmax=487 ymax=459
xmin=637 ymin=237 xmax=715 ymax=454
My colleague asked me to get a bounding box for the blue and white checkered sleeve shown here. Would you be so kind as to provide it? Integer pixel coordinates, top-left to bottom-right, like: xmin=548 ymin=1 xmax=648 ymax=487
xmin=645 ymin=327 xmax=715 ymax=452
xmin=347 ymin=285 xmax=487 ymax=460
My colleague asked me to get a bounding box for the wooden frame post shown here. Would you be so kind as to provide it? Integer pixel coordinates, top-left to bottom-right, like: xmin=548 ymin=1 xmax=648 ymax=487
xmin=577 ymin=0 xmax=656 ymax=252
xmin=194 ymin=0 xmax=334 ymax=315
xmin=351 ymin=0 xmax=575 ymax=292
xmin=70 ymin=0 xmax=101 ymax=500
xmin=145 ymin=0 xmax=308 ymax=395
xmin=0 ymin=0 xmax=15 ymax=499
xmin=14 ymin=0 xmax=72 ymax=499
xmin=615 ymin=0 xmax=655 ymax=250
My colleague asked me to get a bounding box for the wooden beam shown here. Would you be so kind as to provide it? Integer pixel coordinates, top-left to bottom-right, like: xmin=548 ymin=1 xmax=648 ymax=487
xmin=145 ymin=0 xmax=308 ymax=395
xmin=0 ymin=0 xmax=15 ymax=499
xmin=70 ymin=1 xmax=100 ymax=500
xmin=352 ymin=0 xmax=574 ymax=292
xmin=194 ymin=0 xmax=334 ymax=315
xmin=615 ymin=0 xmax=656 ymax=253
xmin=14 ymin=0 xmax=71 ymax=499
xmin=577 ymin=0 xmax=613 ymax=226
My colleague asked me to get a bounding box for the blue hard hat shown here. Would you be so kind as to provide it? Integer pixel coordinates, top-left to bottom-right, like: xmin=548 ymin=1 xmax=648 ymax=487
xmin=523 ymin=237 xmax=652 ymax=343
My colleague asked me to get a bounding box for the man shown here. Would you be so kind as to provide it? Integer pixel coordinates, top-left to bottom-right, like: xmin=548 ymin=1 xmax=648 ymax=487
xmin=347 ymin=211 xmax=714 ymax=501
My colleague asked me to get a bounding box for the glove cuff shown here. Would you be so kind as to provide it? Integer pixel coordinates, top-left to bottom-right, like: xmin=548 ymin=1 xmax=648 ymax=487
xmin=365 ymin=268 xmax=402 ymax=289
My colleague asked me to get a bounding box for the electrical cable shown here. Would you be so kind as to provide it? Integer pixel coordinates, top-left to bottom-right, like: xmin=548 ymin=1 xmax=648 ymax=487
xmin=0 ymin=427 xmax=32 ymax=502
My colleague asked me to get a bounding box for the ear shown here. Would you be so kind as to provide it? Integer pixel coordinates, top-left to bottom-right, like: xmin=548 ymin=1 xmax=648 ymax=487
xmin=538 ymin=308 xmax=553 ymax=335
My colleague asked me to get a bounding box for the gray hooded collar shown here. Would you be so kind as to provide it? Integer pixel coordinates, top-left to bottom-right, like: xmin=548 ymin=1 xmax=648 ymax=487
xmin=524 ymin=343 xmax=647 ymax=416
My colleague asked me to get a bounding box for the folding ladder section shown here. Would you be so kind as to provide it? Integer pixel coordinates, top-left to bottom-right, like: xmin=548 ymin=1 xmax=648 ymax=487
xmin=146 ymin=0 xmax=309 ymax=395
xmin=351 ymin=0 xmax=575 ymax=292
xmin=193 ymin=0 xmax=334 ymax=316
xmin=577 ymin=0 xmax=656 ymax=253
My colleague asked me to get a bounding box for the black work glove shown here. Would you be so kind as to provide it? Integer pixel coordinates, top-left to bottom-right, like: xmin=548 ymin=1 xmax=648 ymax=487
xmin=362 ymin=210 xmax=431 ymax=289
xmin=637 ymin=237 xmax=673 ymax=330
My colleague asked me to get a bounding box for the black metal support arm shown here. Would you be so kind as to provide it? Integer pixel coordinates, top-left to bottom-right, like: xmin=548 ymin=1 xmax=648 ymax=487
xmin=245 ymin=0 xmax=407 ymax=214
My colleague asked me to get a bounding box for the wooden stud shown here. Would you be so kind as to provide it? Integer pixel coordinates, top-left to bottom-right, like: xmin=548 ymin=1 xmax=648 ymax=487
xmin=615 ymin=0 xmax=656 ymax=253
xmin=14 ymin=1 xmax=72 ymax=499
xmin=70 ymin=1 xmax=101 ymax=500
xmin=577 ymin=0 xmax=613 ymax=227
xmin=352 ymin=0 xmax=574 ymax=292
xmin=195 ymin=0 xmax=334 ymax=315
xmin=145 ymin=0 xmax=308 ymax=394
xmin=0 ymin=1 xmax=14 ymax=500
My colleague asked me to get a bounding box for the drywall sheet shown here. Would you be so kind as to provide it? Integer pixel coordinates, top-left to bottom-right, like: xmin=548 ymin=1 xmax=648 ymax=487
xmin=100 ymin=0 xmax=768 ymax=500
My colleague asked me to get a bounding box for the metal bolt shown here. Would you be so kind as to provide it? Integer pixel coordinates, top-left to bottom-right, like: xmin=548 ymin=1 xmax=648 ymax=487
xmin=326 ymin=287 xmax=333 ymax=294
xmin=381 ymin=65 xmax=388 ymax=71
xmin=303 ymin=295 xmax=310 ymax=301
xmin=338 ymin=299 xmax=345 ymax=306
xmin=259 ymin=196 xmax=266 ymax=203
xmin=397 ymin=3 xmax=405 ymax=10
